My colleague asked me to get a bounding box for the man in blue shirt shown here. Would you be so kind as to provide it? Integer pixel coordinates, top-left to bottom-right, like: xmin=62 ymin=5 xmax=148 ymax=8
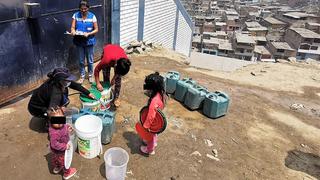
xmin=71 ymin=0 xmax=98 ymax=84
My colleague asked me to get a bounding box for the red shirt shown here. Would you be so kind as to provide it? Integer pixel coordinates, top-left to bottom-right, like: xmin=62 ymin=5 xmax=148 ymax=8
xmin=143 ymin=93 xmax=164 ymax=129
xmin=94 ymin=44 xmax=128 ymax=77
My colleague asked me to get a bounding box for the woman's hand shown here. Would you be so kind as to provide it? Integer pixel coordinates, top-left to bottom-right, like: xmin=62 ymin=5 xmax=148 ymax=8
xmin=83 ymin=32 xmax=89 ymax=37
xmin=66 ymin=144 xmax=70 ymax=150
xmin=88 ymin=93 xmax=96 ymax=100
xmin=114 ymin=99 xmax=121 ymax=107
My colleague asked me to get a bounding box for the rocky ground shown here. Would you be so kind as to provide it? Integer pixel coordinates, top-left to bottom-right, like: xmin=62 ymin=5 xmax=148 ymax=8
xmin=1 ymin=48 xmax=320 ymax=180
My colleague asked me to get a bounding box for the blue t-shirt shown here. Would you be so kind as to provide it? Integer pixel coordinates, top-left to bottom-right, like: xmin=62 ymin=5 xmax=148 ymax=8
xmin=72 ymin=11 xmax=97 ymax=46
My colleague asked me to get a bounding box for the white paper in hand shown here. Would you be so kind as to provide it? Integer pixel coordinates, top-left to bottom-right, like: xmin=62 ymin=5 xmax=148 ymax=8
xmin=64 ymin=141 xmax=73 ymax=169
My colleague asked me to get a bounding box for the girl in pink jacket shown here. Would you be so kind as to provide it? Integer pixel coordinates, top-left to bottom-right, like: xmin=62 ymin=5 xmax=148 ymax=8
xmin=140 ymin=72 xmax=166 ymax=155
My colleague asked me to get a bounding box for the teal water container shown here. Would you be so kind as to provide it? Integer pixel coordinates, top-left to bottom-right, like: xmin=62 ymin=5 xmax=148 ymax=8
xmin=72 ymin=109 xmax=116 ymax=144
xmin=174 ymin=78 xmax=196 ymax=102
xmin=184 ymin=85 xmax=208 ymax=110
xmin=165 ymin=71 xmax=180 ymax=94
xmin=100 ymin=110 xmax=116 ymax=145
xmin=203 ymin=92 xmax=230 ymax=119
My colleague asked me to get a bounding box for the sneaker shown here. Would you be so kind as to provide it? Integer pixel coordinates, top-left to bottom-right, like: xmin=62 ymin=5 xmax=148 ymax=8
xmin=88 ymin=75 xmax=94 ymax=84
xmin=77 ymin=77 xmax=84 ymax=84
xmin=53 ymin=166 xmax=63 ymax=174
xmin=140 ymin=145 xmax=155 ymax=155
xmin=63 ymin=168 xmax=77 ymax=180
xmin=142 ymin=140 xmax=157 ymax=147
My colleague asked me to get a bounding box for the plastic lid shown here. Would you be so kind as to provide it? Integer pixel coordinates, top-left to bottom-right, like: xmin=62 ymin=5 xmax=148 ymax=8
xmin=91 ymin=81 xmax=110 ymax=90
xmin=80 ymin=88 xmax=101 ymax=103
xmin=64 ymin=141 xmax=73 ymax=169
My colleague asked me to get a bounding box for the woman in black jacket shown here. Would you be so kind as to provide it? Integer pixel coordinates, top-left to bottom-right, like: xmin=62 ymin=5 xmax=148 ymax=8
xmin=28 ymin=67 xmax=94 ymax=118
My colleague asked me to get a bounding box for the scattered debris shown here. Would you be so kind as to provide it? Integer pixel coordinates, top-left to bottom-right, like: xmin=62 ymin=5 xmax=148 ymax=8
xmin=190 ymin=151 xmax=201 ymax=157
xmin=125 ymin=40 xmax=157 ymax=55
xmin=212 ymin=149 xmax=218 ymax=157
xmin=198 ymin=160 xmax=202 ymax=164
xmin=204 ymin=139 xmax=214 ymax=147
xmin=231 ymin=137 xmax=238 ymax=144
xmin=171 ymin=118 xmax=183 ymax=129
xmin=126 ymin=170 xmax=134 ymax=175
xmin=290 ymin=103 xmax=305 ymax=110
xmin=122 ymin=116 xmax=130 ymax=124
xmin=206 ymin=154 xmax=220 ymax=161
xmin=191 ymin=134 xmax=197 ymax=141
xmin=260 ymin=70 xmax=267 ymax=73
xmin=250 ymin=72 xmax=256 ymax=76
xmin=300 ymin=143 xmax=306 ymax=148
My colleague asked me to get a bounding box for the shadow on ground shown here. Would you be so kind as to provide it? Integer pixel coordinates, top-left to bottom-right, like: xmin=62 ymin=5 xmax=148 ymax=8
xmin=285 ymin=149 xmax=320 ymax=179
xmin=123 ymin=131 xmax=148 ymax=157
xmin=29 ymin=117 xmax=48 ymax=133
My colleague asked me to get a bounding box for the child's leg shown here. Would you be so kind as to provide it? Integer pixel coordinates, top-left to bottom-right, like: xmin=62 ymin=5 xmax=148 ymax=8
xmin=51 ymin=152 xmax=64 ymax=168
xmin=147 ymin=134 xmax=157 ymax=152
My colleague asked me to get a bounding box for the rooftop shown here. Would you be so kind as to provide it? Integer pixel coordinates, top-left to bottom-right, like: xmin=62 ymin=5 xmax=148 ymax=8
xmin=253 ymin=36 xmax=267 ymax=42
xmin=203 ymin=38 xmax=233 ymax=51
xmin=270 ymin=42 xmax=294 ymax=50
xmin=247 ymin=27 xmax=268 ymax=31
xmin=254 ymin=45 xmax=271 ymax=55
xmin=245 ymin=21 xmax=262 ymax=28
xmin=283 ymin=12 xmax=317 ymax=19
xmin=289 ymin=28 xmax=320 ymax=39
xmin=263 ymin=17 xmax=286 ymax=25
xmin=235 ymin=33 xmax=256 ymax=44
xmin=307 ymin=22 xmax=320 ymax=27
xmin=192 ymin=35 xmax=202 ymax=43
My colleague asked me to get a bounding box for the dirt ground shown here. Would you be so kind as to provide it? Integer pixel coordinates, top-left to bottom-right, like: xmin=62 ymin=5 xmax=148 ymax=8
xmin=1 ymin=49 xmax=320 ymax=180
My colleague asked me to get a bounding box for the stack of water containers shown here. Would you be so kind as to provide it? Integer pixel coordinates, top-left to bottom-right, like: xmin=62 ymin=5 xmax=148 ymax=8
xmin=72 ymin=108 xmax=116 ymax=144
xmin=165 ymin=71 xmax=230 ymax=119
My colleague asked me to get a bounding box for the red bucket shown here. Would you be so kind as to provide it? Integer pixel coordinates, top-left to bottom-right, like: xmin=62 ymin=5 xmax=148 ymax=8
xmin=135 ymin=122 xmax=154 ymax=141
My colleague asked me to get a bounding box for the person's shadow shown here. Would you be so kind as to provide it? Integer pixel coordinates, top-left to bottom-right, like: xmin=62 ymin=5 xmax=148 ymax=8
xmin=122 ymin=131 xmax=148 ymax=156
xmin=29 ymin=117 xmax=48 ymax=133
xmin=285 ymin=149 xmax=320 ymax=179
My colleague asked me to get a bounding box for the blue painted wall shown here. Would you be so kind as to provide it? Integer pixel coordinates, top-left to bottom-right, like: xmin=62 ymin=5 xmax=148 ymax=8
xmin=0 ymin=0 xmax=108 ymax=104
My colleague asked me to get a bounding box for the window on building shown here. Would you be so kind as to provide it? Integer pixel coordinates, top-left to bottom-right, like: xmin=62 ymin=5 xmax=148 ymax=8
xmin=277 ymin=49 xmax=284 ymax=53
xmin=310 ymin=46 xmax=318 ymax=50
xmin=315 ymin=38 xmax=320 ymax=43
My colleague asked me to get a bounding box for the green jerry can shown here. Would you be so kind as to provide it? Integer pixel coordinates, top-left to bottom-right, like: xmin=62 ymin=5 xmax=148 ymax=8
xmin=174 ymin=78 xmax=196 ymax=102
xmin=184 ymin=85 xmax=209 ymax=110
xmin=165 ymin=71 xmax=180 ymax=94
xmin=203 ymin=92 xmax=230 ymax=119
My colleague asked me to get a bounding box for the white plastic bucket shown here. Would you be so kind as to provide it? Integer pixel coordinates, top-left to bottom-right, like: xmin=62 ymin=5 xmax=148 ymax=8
xmin=99 ymin=90 xmax=114 ymax=111
xmin=101 ymin=88 xmax=111 ymax=101
xmin=75 ymin=115 xmax=103 ymax=159
xmin=104 ymin=147 xmax=129 ymax=180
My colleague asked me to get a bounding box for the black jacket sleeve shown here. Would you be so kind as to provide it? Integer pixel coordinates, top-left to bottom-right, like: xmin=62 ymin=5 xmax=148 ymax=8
xmin=49 ymin=86 xmax=63 ymax=109
xmin=69 ymin=81 xmax=90 ymax=95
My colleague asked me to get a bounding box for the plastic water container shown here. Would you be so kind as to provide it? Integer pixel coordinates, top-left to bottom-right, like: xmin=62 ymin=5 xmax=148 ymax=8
xmin=203 ymin=92 xmax=230 ymax=119
xmin=165 ymin=71 xmax=180 ymax=94
xmin=174 ymin=78 xmax=196 ymax=102
xmin=184 ymin=85 xmax=208 ymax=110
xmin=91 ymin=82 xmax=113 ymax=111
xmin=100 ymin=110 xmax=116 ymax=144
xmin=72 ymin=109 xmax=116 ymax=144
xmin=75 ymin=115 xmax=103 ymax=159
xmin=104 ymin=147 xmax=129 ymax=180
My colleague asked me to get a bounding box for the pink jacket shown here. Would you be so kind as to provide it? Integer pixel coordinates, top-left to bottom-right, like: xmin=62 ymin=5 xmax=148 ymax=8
xmin=49 ymin=124 xmax=69 ymax=153
xmin=143 ymin=93 xmax=164 ymax=129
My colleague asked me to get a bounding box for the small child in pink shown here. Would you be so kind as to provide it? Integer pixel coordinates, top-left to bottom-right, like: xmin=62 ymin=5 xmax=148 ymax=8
xmin=140 ymin=72 xmax=166 ymax=155
xmin=48 ymin=109 xmax=77 ymax=179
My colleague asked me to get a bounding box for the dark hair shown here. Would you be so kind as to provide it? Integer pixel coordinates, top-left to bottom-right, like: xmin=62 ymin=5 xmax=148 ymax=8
xmin=115 ymin=58 xmax=131 ymax=76
xmin=144 ymin=72 xmax=166 ymax=105
xmin=79 ymin=0 xmax=90 ymax=8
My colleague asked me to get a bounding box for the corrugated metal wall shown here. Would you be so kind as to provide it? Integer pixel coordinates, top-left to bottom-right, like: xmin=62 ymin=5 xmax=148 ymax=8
xmin=176 ymin=11 xmax=193 ymax=56
xmin=118 ymin=0 xmax=193 ymax=56
xmin=119 ymin=0 xmax=139 ymax=47
xmin=143 ymin=0 xmax=176 ymax=49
